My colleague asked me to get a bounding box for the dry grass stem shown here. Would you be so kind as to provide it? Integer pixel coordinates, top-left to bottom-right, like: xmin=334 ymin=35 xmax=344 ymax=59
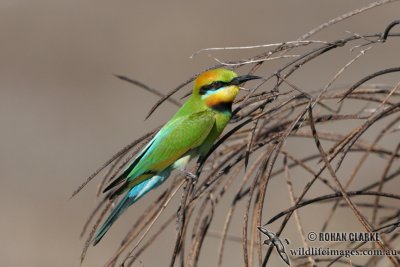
xmin=74 ymin=9 xmax=400 ymax=267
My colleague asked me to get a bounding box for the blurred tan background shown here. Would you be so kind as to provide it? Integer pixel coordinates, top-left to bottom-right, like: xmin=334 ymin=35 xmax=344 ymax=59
xmin=1 ymin=1 xmax=399 ymax=266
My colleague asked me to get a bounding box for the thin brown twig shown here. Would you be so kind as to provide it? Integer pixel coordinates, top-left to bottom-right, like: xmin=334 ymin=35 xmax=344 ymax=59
xmin=77 ymin=12 xmax=400 ymax=267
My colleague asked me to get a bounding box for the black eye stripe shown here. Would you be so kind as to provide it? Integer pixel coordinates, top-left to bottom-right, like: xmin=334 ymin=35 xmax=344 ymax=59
xmin=199 ymin=81 xmax=229 ymax=95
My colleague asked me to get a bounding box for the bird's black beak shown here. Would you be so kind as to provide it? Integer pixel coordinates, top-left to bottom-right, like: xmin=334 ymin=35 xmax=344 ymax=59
xmin=230 ymin=75 xmax=262 ymax=86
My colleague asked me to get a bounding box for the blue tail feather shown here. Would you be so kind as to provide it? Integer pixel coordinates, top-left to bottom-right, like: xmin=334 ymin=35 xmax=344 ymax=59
xmin=92 ymin=170 xmax=170 ymax=245
xmin=92 ymin=193 xmax=130 ymax=246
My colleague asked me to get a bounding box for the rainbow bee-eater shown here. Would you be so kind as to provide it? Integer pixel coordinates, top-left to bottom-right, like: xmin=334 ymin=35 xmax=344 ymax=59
xmin=93 ymin=68 xmax=261 ymax=245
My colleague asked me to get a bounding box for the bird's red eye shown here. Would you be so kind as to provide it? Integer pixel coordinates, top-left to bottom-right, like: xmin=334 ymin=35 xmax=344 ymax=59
xmin=199 ymin=81 xmax=227 ymax=95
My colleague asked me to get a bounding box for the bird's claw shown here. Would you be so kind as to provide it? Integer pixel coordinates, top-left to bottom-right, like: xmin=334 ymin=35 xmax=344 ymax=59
xmin=179 ymin=168 xmax=198 ymax=184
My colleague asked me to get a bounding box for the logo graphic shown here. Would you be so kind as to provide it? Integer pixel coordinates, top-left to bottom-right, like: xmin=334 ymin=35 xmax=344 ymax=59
xmin=258 ymin=226 xmax=291 ymax=266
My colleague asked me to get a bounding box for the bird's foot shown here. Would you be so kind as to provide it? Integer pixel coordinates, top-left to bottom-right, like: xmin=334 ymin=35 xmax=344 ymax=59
xmin=179 ymin=168 xmax=198 ymax=184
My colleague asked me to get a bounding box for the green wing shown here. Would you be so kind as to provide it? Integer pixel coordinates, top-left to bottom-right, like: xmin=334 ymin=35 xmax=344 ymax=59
xmin=105 ymin=109 xmax=216 ymax=195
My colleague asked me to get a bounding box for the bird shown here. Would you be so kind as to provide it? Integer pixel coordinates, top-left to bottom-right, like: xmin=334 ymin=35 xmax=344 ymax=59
xmin=93 ymin=68 xmax=261 ymax=245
